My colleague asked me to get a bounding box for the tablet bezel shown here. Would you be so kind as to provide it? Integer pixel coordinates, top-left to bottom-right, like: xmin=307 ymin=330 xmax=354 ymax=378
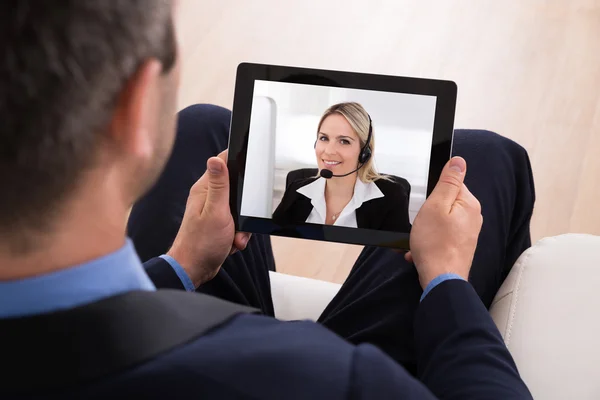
xmin=227 ymin=62 xmax=457 ymax=250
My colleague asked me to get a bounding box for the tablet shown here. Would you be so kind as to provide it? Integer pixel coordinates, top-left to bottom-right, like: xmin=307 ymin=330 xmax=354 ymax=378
xmin=227 ymin=62 xmax=456 ymax=250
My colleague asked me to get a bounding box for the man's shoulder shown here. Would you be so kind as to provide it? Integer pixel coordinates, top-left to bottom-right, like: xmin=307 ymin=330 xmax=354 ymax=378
xmin=183 ymin=313 xmax=356 ymax=365
xmin=78 ymin=313 xmax=358 ymax=398
xmin=9 ymin=304 xmax=425 ymax=399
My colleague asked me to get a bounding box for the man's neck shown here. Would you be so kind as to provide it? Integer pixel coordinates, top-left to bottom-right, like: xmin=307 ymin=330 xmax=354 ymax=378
xmin=0 ymin=183 xmax=129 ymax=281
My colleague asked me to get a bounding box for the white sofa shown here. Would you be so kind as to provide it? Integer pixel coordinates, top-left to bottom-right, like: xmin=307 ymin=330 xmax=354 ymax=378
xmin=269 ymin=234 xmax=600 ymax=399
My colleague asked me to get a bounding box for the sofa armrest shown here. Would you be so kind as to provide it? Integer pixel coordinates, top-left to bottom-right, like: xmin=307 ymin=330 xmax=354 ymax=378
xmin=489 ymin=233 xmax=600 ymax=400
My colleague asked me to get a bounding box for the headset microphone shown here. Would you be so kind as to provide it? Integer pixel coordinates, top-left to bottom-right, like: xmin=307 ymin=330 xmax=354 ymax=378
xmin=319 ymin=166 xmax=363 ymax=179
xmin=320 ymin=169 xmax=334 ymax=179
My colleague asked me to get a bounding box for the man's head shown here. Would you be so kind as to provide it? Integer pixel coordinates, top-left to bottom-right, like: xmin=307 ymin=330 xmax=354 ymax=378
xmin=0 ymin=0 xmax=180 ymax=253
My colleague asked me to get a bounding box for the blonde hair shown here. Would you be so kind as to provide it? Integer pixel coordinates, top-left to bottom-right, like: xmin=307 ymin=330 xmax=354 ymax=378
xmin=317 ymin=102 xmax=390 ymax=183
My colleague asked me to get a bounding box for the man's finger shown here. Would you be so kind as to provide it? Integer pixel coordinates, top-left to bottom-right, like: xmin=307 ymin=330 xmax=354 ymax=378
xmin=233 ymin=232 xmax=251 ymax=251
xmin=404 ymin=251 xmax=413 ymax=263
xmin=217 ymin=149 xmax=228 ymax=162
xmin=429 ymin=156 xmax=467 ymax=211
xmin=454 ymin=182 xmax=481 ymax=213
xmin=204 ymin=156 xmax=230 ymax=213
xmin=188 ymin=171 xmax=209 ymax=209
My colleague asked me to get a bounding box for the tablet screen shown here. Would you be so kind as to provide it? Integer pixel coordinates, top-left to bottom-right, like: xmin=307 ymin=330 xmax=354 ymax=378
xmin=228 ymin=63 xmax=456 ymax=249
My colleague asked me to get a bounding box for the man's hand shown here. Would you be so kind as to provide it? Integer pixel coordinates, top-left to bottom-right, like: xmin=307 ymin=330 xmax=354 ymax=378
xmin=405 ymin=156 xmax=483 ymax=290
xmin=167 ymin=150 xmax=251 ymax=287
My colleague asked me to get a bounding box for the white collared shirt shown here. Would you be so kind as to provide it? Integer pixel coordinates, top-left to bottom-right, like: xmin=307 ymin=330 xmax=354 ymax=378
xmin=296 ymin=177 xmax=384 ymax=228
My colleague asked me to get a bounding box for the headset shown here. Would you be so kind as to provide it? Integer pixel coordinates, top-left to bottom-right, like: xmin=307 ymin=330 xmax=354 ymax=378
xmin=358 ymin=114 xmax=373 ymax=164
xmin=315 ymin=114 xmax=373 ymax=179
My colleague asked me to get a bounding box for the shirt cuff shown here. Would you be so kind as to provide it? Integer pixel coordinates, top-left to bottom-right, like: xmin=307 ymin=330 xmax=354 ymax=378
xmin=420 ymin=273 xmax=465 ymax=302
xmin=159 ymin=254 xmax=196 ymax=292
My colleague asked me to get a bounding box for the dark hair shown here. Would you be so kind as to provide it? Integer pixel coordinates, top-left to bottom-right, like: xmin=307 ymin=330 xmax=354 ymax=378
xmin=0 ymin=0 xmax=176 ymax=249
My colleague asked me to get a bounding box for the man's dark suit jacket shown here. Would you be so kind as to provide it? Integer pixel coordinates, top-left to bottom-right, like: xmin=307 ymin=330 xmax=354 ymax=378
xmin=1 ymin=257 xmax=532 ymax=399
xmin=272 ymin=169 xmax=412 ymax=232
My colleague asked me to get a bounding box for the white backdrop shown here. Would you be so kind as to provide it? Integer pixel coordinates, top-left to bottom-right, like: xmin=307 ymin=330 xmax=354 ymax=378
xmin=240 ymin=80 xmax=438 ymax=223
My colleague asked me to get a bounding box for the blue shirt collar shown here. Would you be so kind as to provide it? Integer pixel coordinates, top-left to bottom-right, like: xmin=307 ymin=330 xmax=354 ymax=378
xmin=0 ymin=238 xmax=156 ymax=318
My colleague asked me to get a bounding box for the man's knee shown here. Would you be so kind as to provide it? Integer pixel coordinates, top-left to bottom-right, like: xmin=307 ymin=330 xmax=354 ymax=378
xmin=454 ymin=129 xmax=530 ymax=162
xmin=179 ymin=103 xmax=232 ymax=122
xmin=176 ymin=104 xmax=232 ymax=144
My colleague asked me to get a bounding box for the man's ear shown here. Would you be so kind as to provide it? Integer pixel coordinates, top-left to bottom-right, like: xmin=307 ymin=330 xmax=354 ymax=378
xmin=109 ymin=59 xmax=163 ymax=160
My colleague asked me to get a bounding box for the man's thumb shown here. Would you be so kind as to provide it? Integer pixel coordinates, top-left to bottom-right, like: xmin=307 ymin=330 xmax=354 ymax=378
xmin=205 ymin=157 xmax=229 ymax=210
xmin=429 ymin=156 xmax=467 ymax=208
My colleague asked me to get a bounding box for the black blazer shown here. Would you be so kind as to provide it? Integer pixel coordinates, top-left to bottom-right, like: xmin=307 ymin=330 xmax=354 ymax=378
xmin=272 ymin=168 xmax=412 ymax=232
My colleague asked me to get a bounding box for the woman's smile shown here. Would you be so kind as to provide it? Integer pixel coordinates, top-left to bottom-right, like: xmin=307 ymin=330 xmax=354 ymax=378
xmin=323 ymin=159 xmax=342 ymax=167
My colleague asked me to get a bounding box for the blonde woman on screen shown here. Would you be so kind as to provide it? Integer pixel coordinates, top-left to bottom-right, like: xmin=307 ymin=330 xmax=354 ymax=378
xmin=273 ymin=102 xmax=412 ymax=232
